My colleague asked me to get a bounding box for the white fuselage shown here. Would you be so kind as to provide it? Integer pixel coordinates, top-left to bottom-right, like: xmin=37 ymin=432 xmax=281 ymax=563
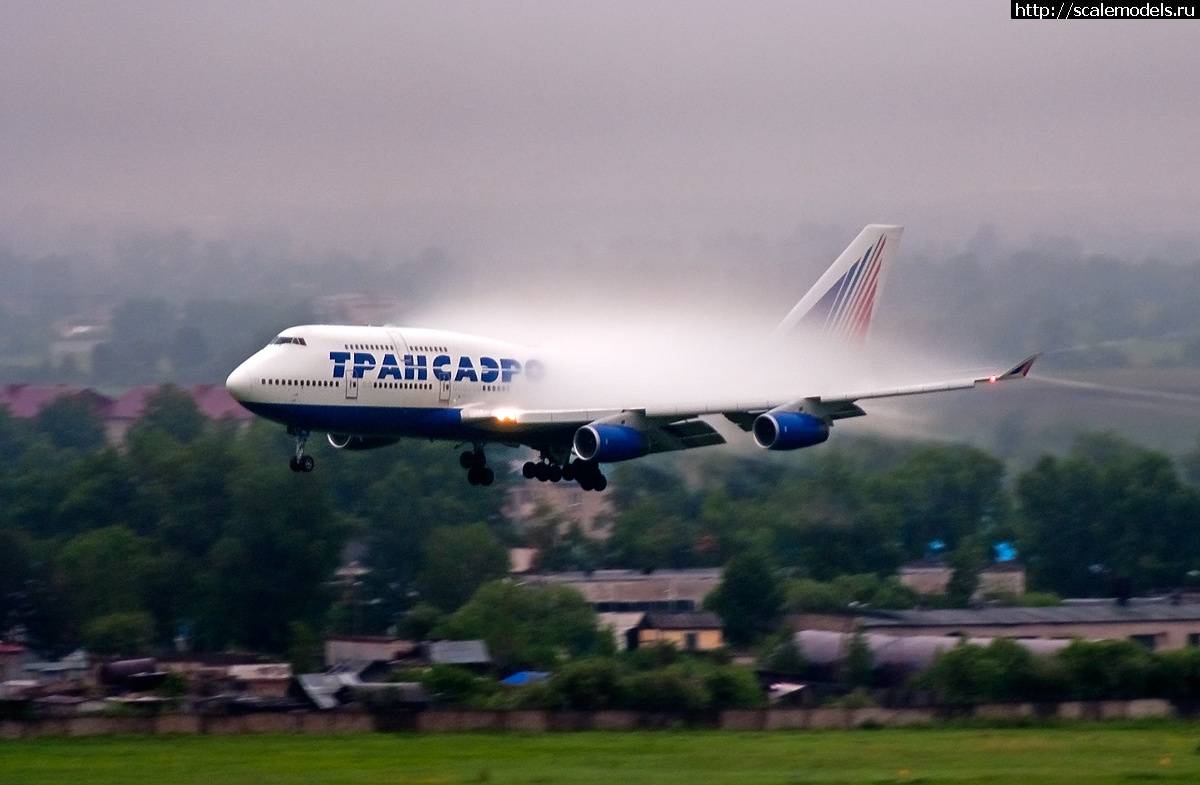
xmin=225 ymin=324 xmax=538 ymax=441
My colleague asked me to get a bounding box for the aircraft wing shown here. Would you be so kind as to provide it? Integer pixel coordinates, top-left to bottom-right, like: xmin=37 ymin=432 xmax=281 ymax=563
xmin=461 ymin=354 xmax=1038 ymax=447
xmin=722 ymin=353 xmax=1040 ymax=429
xmin=460 ymin=406 xmax=726 ymax=455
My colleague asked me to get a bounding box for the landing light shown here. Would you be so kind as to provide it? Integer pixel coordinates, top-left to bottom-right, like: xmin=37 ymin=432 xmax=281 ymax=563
xmin=988 ymin=375 xmax=998 ymax=383
xmin=493 ymin=409 xmax=522 ymax=423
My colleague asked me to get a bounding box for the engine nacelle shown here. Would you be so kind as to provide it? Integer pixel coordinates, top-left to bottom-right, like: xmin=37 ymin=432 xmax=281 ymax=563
xmin=752 ymin=411 xmax=830 ymax=451
xmin=573 ymin=423 xmax=651 ymax=463
xmin=327 ymin=433 xmax=401 ymax=451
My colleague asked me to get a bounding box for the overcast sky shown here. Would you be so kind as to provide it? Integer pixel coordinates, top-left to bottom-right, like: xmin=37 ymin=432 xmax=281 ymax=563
xmin=2 ymin=1 xmax=1197 ymax=261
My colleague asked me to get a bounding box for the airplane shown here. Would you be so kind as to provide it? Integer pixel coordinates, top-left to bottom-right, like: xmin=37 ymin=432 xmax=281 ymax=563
xmin=225 ymin=225 xmax=1038 ymax=491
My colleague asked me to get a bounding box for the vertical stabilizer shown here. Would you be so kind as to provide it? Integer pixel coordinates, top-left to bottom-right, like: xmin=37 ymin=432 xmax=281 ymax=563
xmin=774 ymin=224 xmax=903 ymax=342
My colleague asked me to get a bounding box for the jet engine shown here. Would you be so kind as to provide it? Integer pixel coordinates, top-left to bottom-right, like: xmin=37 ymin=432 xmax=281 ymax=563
xmin=573 ymin=423 xmax=650 ymax=463
xmin=752 ymin=411 xmax=830 ymax=451
xmin=327 ymin=433 xmax=401 ymax=451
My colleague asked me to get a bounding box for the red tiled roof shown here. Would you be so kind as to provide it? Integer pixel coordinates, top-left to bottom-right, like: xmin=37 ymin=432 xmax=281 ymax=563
xmin=0 ymin=384 xmax=250 ymax=423
xmin=191 ymin=383 xmax=252 ymax=421
xmin=0 ymin=384 xmax=111 ymax=418
xmin=106 ymin=385 xmax=160 ymax=420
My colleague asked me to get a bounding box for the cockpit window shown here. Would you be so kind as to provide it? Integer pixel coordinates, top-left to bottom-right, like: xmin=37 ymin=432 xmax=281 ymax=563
xmin=270 ymin=336 xmax=307 ymax=346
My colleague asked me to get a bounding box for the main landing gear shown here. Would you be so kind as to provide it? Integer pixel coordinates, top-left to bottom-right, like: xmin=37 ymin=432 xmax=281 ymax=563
xmin=460 ymin=446 xmax=495 ymax=486
xmin=522 ymin=458 xmax=607 ymax=492
xmin=288 ymin=428 xmax=315 ymax=473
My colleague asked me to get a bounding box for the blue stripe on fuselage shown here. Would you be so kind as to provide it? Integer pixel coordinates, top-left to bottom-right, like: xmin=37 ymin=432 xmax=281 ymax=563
xmin=240 ymin=401 xmax=477 ymax=440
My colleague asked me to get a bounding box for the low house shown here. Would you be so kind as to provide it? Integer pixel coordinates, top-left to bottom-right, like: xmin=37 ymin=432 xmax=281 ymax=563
xmin=839 ymin=601 xmax=1200 ymax=652
xmin=898 ymin=559 xmax=952 ymax=596
xmin=977 ymin=562 xmax=1027 ymax=598
xmin=324 ymin=635 xmax=417 ymax=667
xmin=504 ymin=478 xmax=615 ymax=539
xmin=23 ymin=649 xmax=90 ymax=684
xmin=228 ymin=663 xmax=293 ymax=698
xmin=0 ymin=641 xmax=25 ymax=681
xmin=527 ymin=569 xmax=721 ymax=614
xmin=793 ymin=629 xmax=1069 ymax=685
xmin=105 ymin=384 xmax=252 ymax=442
xmin=509 ymin=547 xmax=538 ymax=574
xmin=157 ymin=652 xmax=288 ymax=695
xmin=0 ymin=383 xmax=252 ymax=444
xmin=0 ymin=385 xmax=111 ymax=420
xmin=631 ymin=612 xmax=724 ymax=652
xmin=598 ymin=612 xmax=648 ymax=651
xmin=426 ymin=640 xmax=491 ymax=672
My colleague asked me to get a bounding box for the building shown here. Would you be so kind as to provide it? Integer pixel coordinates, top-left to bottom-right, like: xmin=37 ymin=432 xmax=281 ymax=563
xmin=898 ymin=559 xmax=952 ymax=596
xmin=508 ymin=547 xmax=538 ymax=574
xmin=0 ymin=641 xmax=25 ymax=682
xmin=23 ymin=649 xmax=91 ymax=682
xmin=324 ymin=635 xmax=418 ymax=666
xmin=847 ymin=602 xmax=1200 ymax=651
xmin=597 ymin=612 xmax=648 ymax=651
xmin=525 ymin=569 xmax=721 ymax=614
xmin=156 ymin=652 xmax=289 ymax=694
xmin=977 ymin=562 xmax=1027 ymax=597
xmin=631 ymin=612 xmax=724 ymax=652
xmin=50 ymin=323 xmax=109 ymax=373
xmin=0 ymin=383 xmax=252 ymax=443
xmin=426 ymin=640 xmax=492 ymax=672
xmin=227 ymin=663 xmax=293 ymax=698
xmin=0 ymin=384 xmax=110 ymax=420
xmin=792 ymin=629 xmax=1069 ymax=684
xmin=504 ymin=477 xmax=614 ymax=539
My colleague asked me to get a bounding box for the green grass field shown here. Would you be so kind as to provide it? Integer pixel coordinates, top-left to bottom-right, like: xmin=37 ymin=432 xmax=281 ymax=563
xmin=4 ymin=725 xmax=1200 ymax=784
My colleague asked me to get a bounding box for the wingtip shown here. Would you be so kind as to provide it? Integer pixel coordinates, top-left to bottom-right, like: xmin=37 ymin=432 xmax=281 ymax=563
xmin=1003 ymin=353 xmax=1041 ymax=380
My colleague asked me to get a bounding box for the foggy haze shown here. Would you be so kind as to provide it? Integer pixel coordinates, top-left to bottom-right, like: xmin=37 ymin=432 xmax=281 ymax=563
xmin=2 ymin=1 xmax=1198 ymax=264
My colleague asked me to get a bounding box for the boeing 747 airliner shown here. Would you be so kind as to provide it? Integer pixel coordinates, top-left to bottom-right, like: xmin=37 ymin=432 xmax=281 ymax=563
xmin=225 ymin=225 xmax=1037 ymax=490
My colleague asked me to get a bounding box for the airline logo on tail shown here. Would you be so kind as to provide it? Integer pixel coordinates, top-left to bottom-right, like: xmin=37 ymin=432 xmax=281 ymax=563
xmin=774 ymin=224 xmax=902 ymax=343
xmin=800 ymin=234 xmax=888 ymax=342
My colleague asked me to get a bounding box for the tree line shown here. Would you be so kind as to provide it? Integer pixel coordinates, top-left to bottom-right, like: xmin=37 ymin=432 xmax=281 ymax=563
xmin=5 ymin=387 xmax=1200 ymax=659
xmin=913 ymin=637 xmax=1200 ymax=706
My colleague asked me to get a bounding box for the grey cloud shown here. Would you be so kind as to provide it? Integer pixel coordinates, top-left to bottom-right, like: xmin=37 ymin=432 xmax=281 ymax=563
xmin=1 ymin=1 xmax=1197 ymax=256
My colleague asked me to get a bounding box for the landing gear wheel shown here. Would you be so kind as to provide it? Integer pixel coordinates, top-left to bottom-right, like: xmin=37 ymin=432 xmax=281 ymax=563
xmin=522 ymin=461 xmax=537 ymax=479
xmin=534 ymin=463 xmax=548 ymax=482
xmin=289 ymin=428 xmax=311 ymax=473
xmin=571 ymin=460 xmax=606 ymax=491
xmin=547 ymin=464 xmax=562 ymax=483
xmin=561 ymin=462 xmax=576 ymax=482
xmin=464 ymin=446 xmax=491 ymax=486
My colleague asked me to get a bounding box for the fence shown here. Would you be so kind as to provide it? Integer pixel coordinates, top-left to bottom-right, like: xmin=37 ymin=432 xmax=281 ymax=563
xmin=0 ymin=700 xmax=1177 ymax=738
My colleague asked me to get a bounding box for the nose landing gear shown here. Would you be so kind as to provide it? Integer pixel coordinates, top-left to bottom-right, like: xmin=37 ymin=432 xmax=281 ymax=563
xmin=289 ymin=429 xmax=315 ymax=473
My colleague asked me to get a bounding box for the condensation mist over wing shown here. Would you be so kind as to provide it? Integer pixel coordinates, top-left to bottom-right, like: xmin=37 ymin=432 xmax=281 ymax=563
xmin=408 ymin=291 xmax=994 ymax=416
xmin=403 ymin=221 xmax=1010 ymax=418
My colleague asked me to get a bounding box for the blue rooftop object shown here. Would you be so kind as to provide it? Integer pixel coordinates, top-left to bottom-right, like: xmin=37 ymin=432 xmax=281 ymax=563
xmin=994 ymin=541 xmax=1018 ymax=562
xmin=500 ymin=671 xmax=549 ymax=686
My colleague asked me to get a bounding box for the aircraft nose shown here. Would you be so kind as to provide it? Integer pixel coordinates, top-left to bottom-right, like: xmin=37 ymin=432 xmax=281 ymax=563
xmin=225 ymin=363 xmax=254 ymax=402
